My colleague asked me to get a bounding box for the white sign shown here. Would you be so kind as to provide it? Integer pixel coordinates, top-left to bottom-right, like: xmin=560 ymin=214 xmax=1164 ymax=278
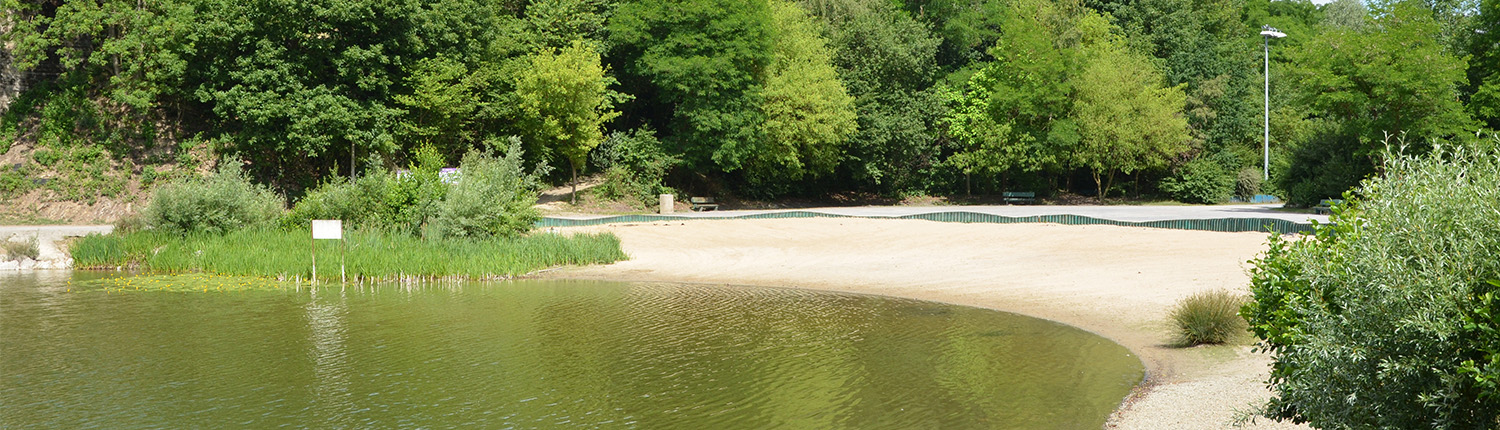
xmin=311 ymin=220 xmax=343 ymax=240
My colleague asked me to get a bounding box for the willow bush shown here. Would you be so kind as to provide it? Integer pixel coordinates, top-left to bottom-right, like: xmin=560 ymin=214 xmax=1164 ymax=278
xmin=145 ymin=160 xmax=283 ymax=235
xmin=1245 ymin=145 xmax=1500 ymax=428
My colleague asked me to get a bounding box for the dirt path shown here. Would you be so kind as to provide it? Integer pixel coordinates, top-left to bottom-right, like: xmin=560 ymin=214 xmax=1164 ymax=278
xmin=550 ymin=217 xmax=1308 ymax=429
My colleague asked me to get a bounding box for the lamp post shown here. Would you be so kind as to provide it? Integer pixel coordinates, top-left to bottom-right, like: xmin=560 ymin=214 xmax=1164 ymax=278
xmin=1261 ymin=25 xmax=1286 ymax=181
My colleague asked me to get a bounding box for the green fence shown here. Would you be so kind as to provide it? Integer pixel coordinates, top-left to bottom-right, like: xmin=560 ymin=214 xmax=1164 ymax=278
xmin=537 ymin=210 xmax=1316 ymax=234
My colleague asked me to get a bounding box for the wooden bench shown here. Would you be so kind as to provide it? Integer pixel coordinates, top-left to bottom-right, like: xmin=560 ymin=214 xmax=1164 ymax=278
xmin=690 ymin=197 xmax=719 ymax=211
xmin=1312 ymin=199 xmax=1343 ymax=215
xmin=1002 ymin=191 xmax=1036 ymax=205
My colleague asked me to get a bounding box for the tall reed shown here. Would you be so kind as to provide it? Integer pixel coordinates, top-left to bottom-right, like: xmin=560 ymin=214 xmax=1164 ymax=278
xmin=73 ymin=228 xmax=626 ymax=280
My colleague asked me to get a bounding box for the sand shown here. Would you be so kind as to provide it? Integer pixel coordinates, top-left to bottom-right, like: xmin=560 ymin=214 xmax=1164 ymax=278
xmin=549 ymin=217 xmax=1311 ymax=429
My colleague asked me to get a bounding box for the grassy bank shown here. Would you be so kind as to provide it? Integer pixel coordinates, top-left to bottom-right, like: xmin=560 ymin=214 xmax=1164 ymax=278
xmin=72 ymin=228 xmax=627 ymax=280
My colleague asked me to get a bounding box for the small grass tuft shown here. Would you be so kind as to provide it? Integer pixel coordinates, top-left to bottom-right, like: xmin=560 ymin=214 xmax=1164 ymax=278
xmin=3 ymin=236 xmax=40 ymax=261
xmin=1169 ymin=289 xmax=1248 ymax=346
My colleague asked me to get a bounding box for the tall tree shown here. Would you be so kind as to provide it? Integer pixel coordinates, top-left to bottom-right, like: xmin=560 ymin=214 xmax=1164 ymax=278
xmin=512 ymin=42 xmax=621 ymax=202
xmin=745 ymin=0 xmax=857 ymax=194
xmin=609 ymin=0 xmax=774 ymax=174
xmin=801 ymin=0 xmax=944 ymax=193
xmin=394 ymin=56 xmax=502 ymax=162
xmin=1071 ymin=14 xmax=1191 ymax=200
xmin=981 ymin=0 xmax=1085 ymax=174
xmin=938 ymin=69 xmax=1029 ymax=195
xmin=1470 ymin=0 xmax=1500 ymax=130
xmin=1277 ymin=0 xmax=1474 ymax=204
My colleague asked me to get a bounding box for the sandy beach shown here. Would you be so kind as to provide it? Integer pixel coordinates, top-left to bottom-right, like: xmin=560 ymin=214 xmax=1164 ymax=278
xmin=551 ymin=217 xmax=1310 ymax=429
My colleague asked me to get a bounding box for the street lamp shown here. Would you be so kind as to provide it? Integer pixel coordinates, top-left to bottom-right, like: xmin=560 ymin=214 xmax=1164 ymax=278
xmin=1261 ymin=25 xmax=1286 ymax=181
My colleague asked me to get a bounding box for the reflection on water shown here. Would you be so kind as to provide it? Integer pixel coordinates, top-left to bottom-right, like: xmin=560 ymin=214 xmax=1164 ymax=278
xmin=0 ymin=272 xmax=1142 ymax=429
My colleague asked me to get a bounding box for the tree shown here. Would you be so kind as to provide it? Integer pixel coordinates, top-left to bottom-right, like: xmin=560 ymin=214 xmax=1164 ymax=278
xmin=801 ymin=0 xmax=945 ymax=193
xmin=512 ymin=42 xmax=621 ymax=203
xmin=1107 ymin=0 xmax=1260 ymax=159
xmin=395 ymin=56 xmax=502 ymax=163
xmin=901 ymin=0 xmax=1008 ymax=69
xmin=980 ymin=0 xmax=1089 ymax=175
xmin=1470 ymin=0 xmax=1500 ymax=130
xmin=1071 ymin=16 xmax=1191 ymax=200
xmin=3 ymin=0 xmax=195 ymax=112
xmin=938 ymin=69 xmax=1030 ymax=195
xmin=744 ymin=0 xmax=857 ymax=194
xmin=1277 ymin=0 xmax=1474 ymax=204
xmin=1321 ymin=0 xmax=1369 ymax=29
xmin=609 ymin=0 xmax=774 ymax=173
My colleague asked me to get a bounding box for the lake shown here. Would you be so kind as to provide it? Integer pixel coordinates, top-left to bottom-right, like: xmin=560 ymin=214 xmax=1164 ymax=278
xmin=0 ymin=271 xmax=1142 ymax=429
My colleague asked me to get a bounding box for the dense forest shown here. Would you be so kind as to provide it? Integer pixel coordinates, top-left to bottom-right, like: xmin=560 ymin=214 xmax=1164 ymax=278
xmin=0 ymin=0 xmax=1496 ymax=207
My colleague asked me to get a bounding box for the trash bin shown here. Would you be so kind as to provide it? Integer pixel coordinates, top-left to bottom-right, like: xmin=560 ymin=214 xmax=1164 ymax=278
xmin=660 ymin=194 xmax=674 ymax=214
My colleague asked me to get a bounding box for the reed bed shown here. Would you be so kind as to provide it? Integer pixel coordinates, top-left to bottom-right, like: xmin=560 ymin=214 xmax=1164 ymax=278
xmin=72 ymin=228 xmax=627 ymax=280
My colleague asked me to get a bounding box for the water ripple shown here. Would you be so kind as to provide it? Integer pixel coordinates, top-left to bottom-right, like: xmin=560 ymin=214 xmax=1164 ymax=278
xmin=1 ymin=274 xmax=1141 ymax=429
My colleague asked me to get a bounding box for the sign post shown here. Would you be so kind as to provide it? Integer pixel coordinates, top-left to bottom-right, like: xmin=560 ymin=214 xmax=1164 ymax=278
xmin=311 ymin=220 xmax=343 ymax=285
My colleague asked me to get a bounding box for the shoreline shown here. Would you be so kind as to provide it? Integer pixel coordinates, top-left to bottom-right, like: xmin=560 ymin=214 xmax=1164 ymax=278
xmin=547 ymin=217 xmax=1309 ymax=429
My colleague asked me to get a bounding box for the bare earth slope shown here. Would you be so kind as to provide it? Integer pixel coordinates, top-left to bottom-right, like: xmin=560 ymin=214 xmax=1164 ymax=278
xmin=552 ymin=217 xmax=1308 ymax=429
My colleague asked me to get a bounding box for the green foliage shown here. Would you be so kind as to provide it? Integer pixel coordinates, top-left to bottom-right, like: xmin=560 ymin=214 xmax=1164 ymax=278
xmin=145 ymin=160 xmax=284 ymax=235
xmin=1169 ymin=289 xmax=1248 ymax=346
xmin=806 ymin=0 xmax=945 ymax=193
xmin=610 ymin=0 xmax=774 ymax=172
xmin=0 ymin=164 xmax=35 ymax=198
xmin=590 ymin=128 xmax=680 ymax=207
xmin=1276 ymin=1 xmax=1474 ymax=205
xmin=1107 ymin=0 xmax=1260 ymax=162
xmin=1470 ymin=0 xmax=1500 ymax=131
xmin=745 ymin=0 xmax=857 ymax=193
xmin=395 ymin=56 xmax=503 ymax=162
xmin=1160 ymin=156 xmax=1235 ymax=204
xmin=512 ymin=41 xmax=621 ymax=189
xmin=426 ymin=138 xmax=548 ymax=239
xmin=1245 ymin=145 xmax=1500 ymax=427
xmin=284 ymin=146 xmax=449 ymax=234
xmin=1071 ymin=18 xmax=1191 ymax=199
xmin=71 ymin=228 xmax=627 ymax=279
xmin=939 ymin=70 xmax=1030 ymax=194
xmin=1235 ymin=167 xmax=1263 ymax=200
xmin=978 ymin=0 xmax=1081 ymax=174
xmin=0 ymin=0 xmax=1491 ymax=206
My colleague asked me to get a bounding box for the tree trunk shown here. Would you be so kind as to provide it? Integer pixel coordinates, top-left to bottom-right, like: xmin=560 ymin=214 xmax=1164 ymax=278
xmin=1102 ymin=171 xmax=1117 ymax=203
xmin=570 ymin=164 xmax=578 ymax=205
xmin=1092 ymin=169 xmax=1104 ymax=203
xmin=965 ymin=172 xmax=972 ymax=197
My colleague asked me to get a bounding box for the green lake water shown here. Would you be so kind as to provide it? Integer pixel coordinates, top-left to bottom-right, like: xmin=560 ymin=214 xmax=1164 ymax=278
xmin=0 ymin=271 xmax=1142 ymax=429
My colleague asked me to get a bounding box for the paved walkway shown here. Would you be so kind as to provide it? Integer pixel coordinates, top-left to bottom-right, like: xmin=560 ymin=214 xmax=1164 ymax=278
xmin=550 ymin=204 xmax=1329 ymax=224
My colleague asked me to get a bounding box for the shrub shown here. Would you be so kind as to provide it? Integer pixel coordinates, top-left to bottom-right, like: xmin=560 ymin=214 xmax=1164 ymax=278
xmin=589 ymin=128 xmax=678 ymax=208
xmin=0 ymin=164 xmax=33 ymax=198
xmin=1235 ymin=167 xmax=1262 ymax=200
xmin=145 ymin=159 xmax=284 ymax=235
xmin=1245 ymin=145 xmax=1500 ymax=428
xmin=426 ymin=138 xmax=548 ymax=239
xmin=3 ymin=236 xmax=40 ymax=261
xmin=1159 ymin=156 xmax=1234 ymax=204
xmin=1169 ymin=289 xmax=1247 ymax=346
xmin=283 ymin=146 xmax=447 ymax=234
xmin=113 ymin=212 xmax=149 ymax=233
